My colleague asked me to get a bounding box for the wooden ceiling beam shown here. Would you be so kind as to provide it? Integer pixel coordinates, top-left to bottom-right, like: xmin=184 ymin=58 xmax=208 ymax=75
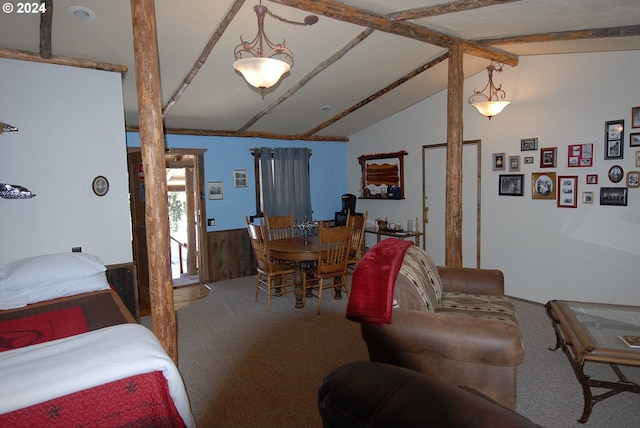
xmin=237 ymin=27 xmax=375 ymax=132
xmin=163 ymin=0 xmax=246 ymax=117
xmin=387 ymin=0 xmax=521 ymax=21
xmin=268 ymin=0 xmax=518 ymax=66
xmin=0 ymin=48 xmax=127 ymax=74
xmin=39 ymin=0 xmax=53 ymax=58
xmin=476 ymin=25 xmax=640 ymax=45
xmin=304 ymin=51 xmax=449 ymax=137
xmin=125 ymin=125 xmax=349 ymax=142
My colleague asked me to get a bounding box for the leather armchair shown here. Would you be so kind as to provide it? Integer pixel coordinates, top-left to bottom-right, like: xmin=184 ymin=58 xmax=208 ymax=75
xmin=361 ymin=265 xmax=524 ymax=410
xmin=318 ymin=361 xmax=541 ymax=428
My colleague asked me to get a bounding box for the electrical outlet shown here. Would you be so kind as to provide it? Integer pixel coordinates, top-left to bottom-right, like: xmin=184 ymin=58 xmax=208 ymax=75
xmin=207 ymin=218 xmax=215 ymax=227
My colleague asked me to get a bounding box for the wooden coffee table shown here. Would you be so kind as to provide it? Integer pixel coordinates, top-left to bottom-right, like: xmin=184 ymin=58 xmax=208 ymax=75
xmin=545 ymin=300 xmax=640 ymax=423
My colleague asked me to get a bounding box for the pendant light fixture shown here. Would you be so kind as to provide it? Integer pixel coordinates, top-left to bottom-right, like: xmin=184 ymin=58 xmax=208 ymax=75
xmin=468 ymin=62 xmax=510 ymax=119
xmin=233 ymin=2 xmax=317 ymax=93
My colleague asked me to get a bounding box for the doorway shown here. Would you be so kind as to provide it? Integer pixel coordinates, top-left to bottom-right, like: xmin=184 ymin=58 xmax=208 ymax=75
xmin=422 ymin=141 xmax=481 ymax=267
xmin=127 ymin=148 xmax=209 ymax=313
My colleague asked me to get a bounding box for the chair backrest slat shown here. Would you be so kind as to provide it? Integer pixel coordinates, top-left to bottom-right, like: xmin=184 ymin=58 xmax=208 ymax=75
xmin=317 ymin=223 xmax=352 ymax=275
xmin=265 ymin=210 xmax=295 ymax=240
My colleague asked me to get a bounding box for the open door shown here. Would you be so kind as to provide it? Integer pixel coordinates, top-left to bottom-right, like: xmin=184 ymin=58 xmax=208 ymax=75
xmin=127 ymin=148 xmax=209 ymax=313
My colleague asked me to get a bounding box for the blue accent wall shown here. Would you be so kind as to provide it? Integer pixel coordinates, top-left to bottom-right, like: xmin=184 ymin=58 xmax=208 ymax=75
xmin=126 ymin=133 xmax=348 ymax=231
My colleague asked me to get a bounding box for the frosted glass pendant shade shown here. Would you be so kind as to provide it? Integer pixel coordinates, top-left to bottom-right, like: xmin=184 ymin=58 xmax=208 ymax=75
xmin=233 ymin=57 xmax=290 ymax=90
xmin=471 ymin=100 xmax=510 ymax=118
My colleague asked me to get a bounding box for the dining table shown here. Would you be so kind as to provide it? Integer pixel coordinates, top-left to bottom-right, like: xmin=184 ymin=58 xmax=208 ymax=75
xmin=267 ymin=235 xmax=320 ymax=308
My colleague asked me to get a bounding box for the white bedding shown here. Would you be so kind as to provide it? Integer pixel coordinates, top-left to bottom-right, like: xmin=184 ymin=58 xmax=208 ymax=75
xmin=0 ymin=323 xmax=195 ymax=427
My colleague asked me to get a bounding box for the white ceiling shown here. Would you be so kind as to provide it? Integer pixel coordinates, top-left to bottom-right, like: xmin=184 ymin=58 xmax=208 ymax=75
xmin=1 ymin=0 xmax=639 ymax=140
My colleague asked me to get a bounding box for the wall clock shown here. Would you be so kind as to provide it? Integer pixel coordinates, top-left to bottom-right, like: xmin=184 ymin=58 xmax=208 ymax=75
xmin=92 ymin=175 xmax=109 ymax=196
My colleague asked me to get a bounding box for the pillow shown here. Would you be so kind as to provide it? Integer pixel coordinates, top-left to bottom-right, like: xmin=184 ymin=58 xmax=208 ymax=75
xmin=0 ymin=272 xmax=110 ymax=310
xmin=0 ymin=252 xmax=106 ymax=291
xmin=395 ymin=246 xmax=443 ymax=312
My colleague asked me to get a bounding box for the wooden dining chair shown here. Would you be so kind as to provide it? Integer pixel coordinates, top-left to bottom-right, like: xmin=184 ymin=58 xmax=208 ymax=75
xmin=347 ymin=211 xmax=368 ymax=274
xmin=246 ymin=217 xmax=295 ymax=312
xmin=264 ymin=210 xmax=295 ymax=241
xmin=303 ymin=222 xmax=353 ymax=314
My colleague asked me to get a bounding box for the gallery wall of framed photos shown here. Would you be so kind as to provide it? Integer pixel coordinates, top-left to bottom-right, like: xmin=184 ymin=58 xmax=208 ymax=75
xmin=494 ymin=105 xmax=640 ymax=208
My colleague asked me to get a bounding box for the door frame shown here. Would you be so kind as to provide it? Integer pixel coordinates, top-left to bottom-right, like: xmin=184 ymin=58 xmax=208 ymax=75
xmin=422 ymin=140 xmax=481 ymax=268
xmin=127 ymin=147 xmax=209 ymax=290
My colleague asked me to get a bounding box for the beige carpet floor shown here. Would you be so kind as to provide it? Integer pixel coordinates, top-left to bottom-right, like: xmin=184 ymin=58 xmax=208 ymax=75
xmin=143 ymin=276 xmax=640 ymax=427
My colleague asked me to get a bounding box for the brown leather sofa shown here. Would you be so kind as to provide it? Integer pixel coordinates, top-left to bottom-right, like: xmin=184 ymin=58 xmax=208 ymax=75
xmin=357 ymin=244 xmax=524 ymax=410
xmin=318 ymin=361 xmax=542 ymax=428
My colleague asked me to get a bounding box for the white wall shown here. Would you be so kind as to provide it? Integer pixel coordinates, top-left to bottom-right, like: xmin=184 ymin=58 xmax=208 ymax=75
xmin=348 ymin=50 xmax=640 ymax=305
xmin=0 ymin=59 xmax=132 ymax=265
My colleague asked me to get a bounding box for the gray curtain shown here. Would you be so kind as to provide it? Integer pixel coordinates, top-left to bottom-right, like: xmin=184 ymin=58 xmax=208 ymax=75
xmin=260 ymin=147 xmax=312 ymax=222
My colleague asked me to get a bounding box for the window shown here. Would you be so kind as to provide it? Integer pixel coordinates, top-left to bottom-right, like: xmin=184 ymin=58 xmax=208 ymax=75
xmin=252 ymin=147 xmax=312 ymax=222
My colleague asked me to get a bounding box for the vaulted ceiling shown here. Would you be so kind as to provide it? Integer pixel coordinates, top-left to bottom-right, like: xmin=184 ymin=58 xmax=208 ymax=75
xmin=1 ymin=0 xmax=639 ymax=141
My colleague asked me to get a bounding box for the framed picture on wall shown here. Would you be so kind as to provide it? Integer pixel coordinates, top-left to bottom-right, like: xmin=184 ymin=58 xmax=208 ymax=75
xmin=600 ymin=187 xmax=628 ymax=206
xmin=604 ymin=120 xmax=624 ymax=160
xmin=498 ymin=174 xmax=524 ymax=196
xmin=630 ymin=133 xmax=640 ymax=147
xmin=627 ymin=171 xmax=640 ymax=188
xmin=557 ymin=175 xmax=578 ymax=208
xmin=540 ymin=147 xmax=557 ymax=168
xmin=520 ymin=138 xmax=538 ymax=151
xmin=208 ymin=181 xmax=223 ymax=200
xmin=586 ymin=174 xmax=598 ymax=185
xmin=582 ymin=191 xmax=594 ymax=204
xmin=233 ymin=169 xmax=248 ymax=187
xmin=492 ymin=152 xmax=506 ymax=171
xmin=632 ymin=106 xmax=640 ymax=128
xmin=508 ymin=156 xmax=521 ymax=171
xmin=567 ymin=142 xmax=593 ymax=168
xmin=532 ymin=172 xmax=556 ymax=200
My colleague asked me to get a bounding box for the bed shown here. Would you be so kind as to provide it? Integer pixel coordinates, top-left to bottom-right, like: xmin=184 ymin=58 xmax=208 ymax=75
xmin=0 ymin=252 xmax=195 ymax=427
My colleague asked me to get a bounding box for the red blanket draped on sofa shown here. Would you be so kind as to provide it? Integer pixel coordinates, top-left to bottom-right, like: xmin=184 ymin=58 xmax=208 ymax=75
xmin=346 ymin=238 xmax=413 ymax=325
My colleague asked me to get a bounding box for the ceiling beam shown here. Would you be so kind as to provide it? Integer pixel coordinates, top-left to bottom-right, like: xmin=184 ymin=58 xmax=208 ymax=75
xmin=238 ymin=27 xmax=375 ymax=132
xmin=304 ymin=51 xmax=449 ymax=137
xmin=125 ymin=125 xmax=349 ymax=142
xmin=476 ymin=24 xmax=640 ymax=45
xmin=387 ymin=0 xmax=521 ymax=21
xmin=163 ymin=0 xmax=246 ymax=117
xmin=39 ymin=0 xmax=53 ymax=58
xmin=269 ymin=0 xmax=518 ymax=66
xmin=0 ymin=48 xmax=128 ymax=74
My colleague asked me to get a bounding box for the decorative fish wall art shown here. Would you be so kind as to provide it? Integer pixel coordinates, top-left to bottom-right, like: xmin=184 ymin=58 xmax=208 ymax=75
xmin=0 ymin=183 xmax=36 ymax=199
xmin=0 ymin=122 xmax=19 ymax=134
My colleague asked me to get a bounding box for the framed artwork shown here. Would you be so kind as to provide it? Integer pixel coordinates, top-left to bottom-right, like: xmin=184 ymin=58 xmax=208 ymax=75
xmin=540 ymin=147 xmax=557 ymax=168
xmin=582 ymin=191 xmax=594 ymax=204
xmin=636 ymin=151 xmax=640 ymax=167
xmin=498 ymin=174 xmax=524 ymax=196
xmin=627 ymin=171 xmax=640 ymax=188
xmin=600 ymin=187 xmax=628 ymax=206
xmin=567 ymin=142 xmax=593 ymax=168
xmin=532 ymin=172 xmax=556 ymax=200
xmin=557 ymin=176 xmax=578 ymax=208
xmin=586 ymin=174 xmax=598 ymax=185
xmin=632 ymin=106 xmax=640 ymax=128
xmin=492 ymin=152 xmax=506 ymax=171
xmin=521 ymin=138 xmax=538 ymax=151
xmin=630 ymin=133 xmax=640 ymax=147
xmin=608 ymin=165 xmax=624 ymax=183
xmin=604 ymin=119 xmax=624 ymax=160
xmin=524 ymin=156 xmax=534 ymax=164
xmin=208 ymin=181 xmax=223 ymax=200
xmin=508 ymin=155 xmax=521 ymax=171
xmin=233 ymin=169 xmax=248 ymax=187
xmin=92 ymin=175 xmax=109 ymax=197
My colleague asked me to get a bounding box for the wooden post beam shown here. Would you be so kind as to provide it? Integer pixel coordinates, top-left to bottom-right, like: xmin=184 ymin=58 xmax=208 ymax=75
xmin=268 ymin=0 xmax=518 ymax=66
xmin=39 ymin=0 xmax=53 ymax=58
xmin=445 ymin=44 xmax=464 ymax=267
xmin=130 ymin=0 xmax=177 ymax=363
xmin=387 ymin=0 xmax=520 ymax=21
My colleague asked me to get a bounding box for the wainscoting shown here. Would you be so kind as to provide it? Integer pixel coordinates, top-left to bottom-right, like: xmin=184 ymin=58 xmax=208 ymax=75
xmin=204 ymin=228 xmax=257 ymax=283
